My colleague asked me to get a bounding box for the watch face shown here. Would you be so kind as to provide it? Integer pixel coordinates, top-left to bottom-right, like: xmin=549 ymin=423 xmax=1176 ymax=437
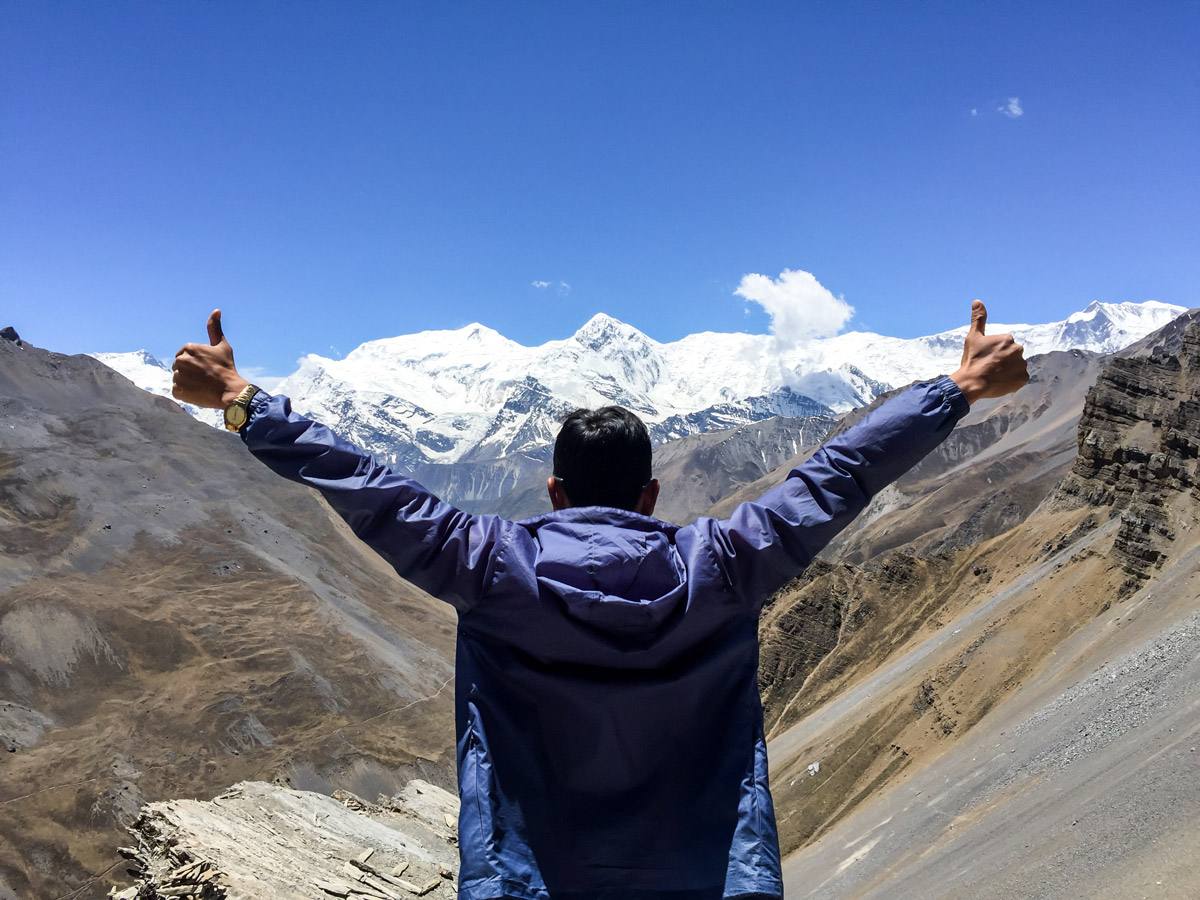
xmin=225 ymin=404 xmax=248 ymax=431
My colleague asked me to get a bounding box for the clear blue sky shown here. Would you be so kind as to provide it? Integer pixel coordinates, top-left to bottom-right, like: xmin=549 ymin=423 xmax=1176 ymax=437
xmin=3 ymin=1 xmax=1197 ymax=379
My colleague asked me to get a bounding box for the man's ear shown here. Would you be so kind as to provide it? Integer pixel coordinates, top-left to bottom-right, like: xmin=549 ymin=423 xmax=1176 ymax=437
xmin=635 ymin=479 xmax=660 ymax=517
xmin=548 ymin=477 xmax=571 ymax=511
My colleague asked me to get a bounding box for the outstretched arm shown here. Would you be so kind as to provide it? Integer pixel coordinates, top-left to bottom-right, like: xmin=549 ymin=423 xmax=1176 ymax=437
xmin=706 ymin=300 xmax=1028 ymax=603
xmin=172 ymin=311 xmax=504 ymax=611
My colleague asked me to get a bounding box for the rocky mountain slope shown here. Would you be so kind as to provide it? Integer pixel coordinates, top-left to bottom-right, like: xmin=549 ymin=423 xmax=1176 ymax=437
xmin=0 ymin=336 xmax=458 ymax=900
xmin=753 ymin=310 xmax=1200 ymax=898
xmin=89 ymin=350 xmax=225 ymax=431
xmin=711 ymin=346 xmax=1108 ymax=561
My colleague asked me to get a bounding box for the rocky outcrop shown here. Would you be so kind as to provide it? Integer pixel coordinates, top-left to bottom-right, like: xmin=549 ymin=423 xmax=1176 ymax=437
xmin=650 ymin=413 xmax=836 ymax=525
xmin=108 ymin=780 xmax=460 ymax=900
xmin=1054 ymin=317 xmax=1200 ymax=588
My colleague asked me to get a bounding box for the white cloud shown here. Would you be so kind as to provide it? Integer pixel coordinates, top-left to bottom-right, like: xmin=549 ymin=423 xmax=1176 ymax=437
xmin=971 ymin=108 xmax=978 ymax=116
xmin=734 ymin=268 xmax=854 ymax=350
xmin=998 ymin=97 xmax=1023 ymax=118
xmin=533 ymin=279 xmax=570 ymax=295
xmin=241 ymin=364 xmax=288 ymax=391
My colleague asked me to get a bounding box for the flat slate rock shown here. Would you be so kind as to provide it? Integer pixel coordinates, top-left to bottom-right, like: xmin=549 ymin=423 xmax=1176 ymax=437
xmin=109 ymin=780 xmax=459 ymax=900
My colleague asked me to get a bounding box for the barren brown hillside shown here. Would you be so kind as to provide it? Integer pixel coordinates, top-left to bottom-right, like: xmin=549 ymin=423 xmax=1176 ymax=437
xmin=757 ymin=313 xmax=1200 ymax=898
xmin=0 ymin=338 xmax=458 ymax=899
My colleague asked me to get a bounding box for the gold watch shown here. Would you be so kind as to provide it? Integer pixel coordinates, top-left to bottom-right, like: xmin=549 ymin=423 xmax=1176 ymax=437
xmin=224 ymin=385 xmax=261 ymax=433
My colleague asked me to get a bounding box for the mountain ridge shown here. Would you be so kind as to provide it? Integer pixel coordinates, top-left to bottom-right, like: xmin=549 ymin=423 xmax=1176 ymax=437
xmin=89 ymin=300 xmax=1185 ymax=510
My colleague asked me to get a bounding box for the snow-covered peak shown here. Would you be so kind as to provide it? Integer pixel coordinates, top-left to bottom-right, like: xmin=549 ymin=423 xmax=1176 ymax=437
xmin=88 ymin=350 xmax=224 ymax=429
xmin=922 ymin=300 xmax=1186 ymax=358
xmin=571 ymin=313 xmax=657 ymax=353
xmin=345 ymin=321 xmax=518 ymax=365
xmin=91 ymin=349 xmax=170 ymax=374
xmin=1068 ymin=300 xmax=1178 ymax=325
xmin=95 ymin=299 xmax=1188 ymax=479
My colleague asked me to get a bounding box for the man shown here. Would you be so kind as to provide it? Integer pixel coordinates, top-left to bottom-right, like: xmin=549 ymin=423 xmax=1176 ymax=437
xmin=174 ymin=303 xmax=1027 ymax=900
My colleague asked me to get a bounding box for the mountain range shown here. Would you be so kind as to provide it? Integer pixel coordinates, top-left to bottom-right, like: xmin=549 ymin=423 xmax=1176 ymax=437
xmin=4 ymin=302 xmax=1200 ymax=899
xmin=92 ymin=301 xmax=1184 ymax=511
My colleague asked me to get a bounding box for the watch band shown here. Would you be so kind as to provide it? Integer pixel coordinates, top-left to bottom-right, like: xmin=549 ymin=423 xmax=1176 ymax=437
xmin=224 ymin=384 xmax=261 ymax=433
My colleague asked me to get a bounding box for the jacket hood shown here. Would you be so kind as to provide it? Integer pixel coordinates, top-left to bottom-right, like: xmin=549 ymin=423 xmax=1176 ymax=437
xmin=518 ymin=507 xmax=686 ymax=636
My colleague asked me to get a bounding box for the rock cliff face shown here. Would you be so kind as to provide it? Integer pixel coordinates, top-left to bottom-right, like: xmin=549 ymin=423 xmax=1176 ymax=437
xmin=1053 ymin=316 xmax=1200 ymax=591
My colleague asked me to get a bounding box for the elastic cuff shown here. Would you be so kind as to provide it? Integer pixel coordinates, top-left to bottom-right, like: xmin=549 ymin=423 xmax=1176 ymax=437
xmin=933 ymin=374 xmax=970 ymax=417
xmin=240 ymin=390 xmax=274 ymax=442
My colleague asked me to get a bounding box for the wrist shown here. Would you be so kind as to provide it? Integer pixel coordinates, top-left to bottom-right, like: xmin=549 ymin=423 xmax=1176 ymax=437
xmin=220 ymin=377 xmax=252 ymax=408
xmin=948 ymin=368 xmax=984 ymax=405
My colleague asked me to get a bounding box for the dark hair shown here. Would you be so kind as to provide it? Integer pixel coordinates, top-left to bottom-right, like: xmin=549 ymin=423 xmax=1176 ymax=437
xmin=552 ymin=406 xmax=652 ymax=510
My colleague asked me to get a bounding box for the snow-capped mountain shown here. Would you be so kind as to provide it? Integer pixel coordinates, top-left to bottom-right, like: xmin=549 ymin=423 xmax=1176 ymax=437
xmin=88 ymin=350 xmax=225 ymax=429
xmin=272 ymin=300 xmax=1183 ymax=465
xmin=92 ymin=300 xmax=1186 ymax=507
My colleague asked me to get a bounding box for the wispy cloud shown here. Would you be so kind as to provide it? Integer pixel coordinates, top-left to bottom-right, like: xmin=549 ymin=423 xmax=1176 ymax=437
xmin=998 ymin=97 xmax=1023 ymax=118
xmin=242 ymin=364 xmax=288 ymax=391
xmin=971 ymin=108 xmax=978 ymax=116
xmin=535 ymin=279 xmax=571 ymax=296
xmin=734 ymin=268 xmax=853 ymax=351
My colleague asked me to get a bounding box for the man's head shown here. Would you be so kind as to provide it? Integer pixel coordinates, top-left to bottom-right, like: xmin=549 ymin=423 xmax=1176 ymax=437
xmin=548 ymin=406 xmax=659 ymax=514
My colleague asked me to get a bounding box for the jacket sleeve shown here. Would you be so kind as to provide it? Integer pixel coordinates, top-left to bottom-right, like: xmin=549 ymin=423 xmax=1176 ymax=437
xmin=239 ymin=392 xmax=505 ymax=612
xmin=702 ymin=376 xmax=969 ymax=604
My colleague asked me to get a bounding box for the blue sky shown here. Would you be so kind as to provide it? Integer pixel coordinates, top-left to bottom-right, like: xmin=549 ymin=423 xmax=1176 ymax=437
xmin=3 ymin=2 xmax=1197 ymax=380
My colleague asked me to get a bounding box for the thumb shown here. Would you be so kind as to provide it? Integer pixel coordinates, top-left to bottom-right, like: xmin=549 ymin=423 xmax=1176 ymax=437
xmin=968 ymin=300 xmax=987 ymax=338
xmin=207 ymin=309 xmax=225 ymax=346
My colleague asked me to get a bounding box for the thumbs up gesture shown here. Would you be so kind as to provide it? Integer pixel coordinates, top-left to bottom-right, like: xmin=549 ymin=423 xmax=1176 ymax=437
xmin=172 ymin=310 xmax=251 ymax=409
xmin=949 ymin=301 xmax=1030 ymax=404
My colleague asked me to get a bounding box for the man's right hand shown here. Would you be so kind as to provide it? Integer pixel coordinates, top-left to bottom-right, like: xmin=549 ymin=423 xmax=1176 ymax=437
xmin=172 ymin=309 xmax=251 ymax=409
xmin=949 ymin=300 xmax=1030 ymax=405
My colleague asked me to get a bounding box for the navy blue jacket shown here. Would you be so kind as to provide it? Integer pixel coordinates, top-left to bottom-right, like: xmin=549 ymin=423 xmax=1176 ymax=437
xmin=240 ymin=377 xmax=968 ymax=900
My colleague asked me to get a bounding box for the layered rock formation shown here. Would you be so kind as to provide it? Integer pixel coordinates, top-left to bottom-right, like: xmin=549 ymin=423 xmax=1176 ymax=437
xmin=1054 ymin=317 xmax=1200 ymax=592
xmin=108 ymin=780 xmax=459 ymax=900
